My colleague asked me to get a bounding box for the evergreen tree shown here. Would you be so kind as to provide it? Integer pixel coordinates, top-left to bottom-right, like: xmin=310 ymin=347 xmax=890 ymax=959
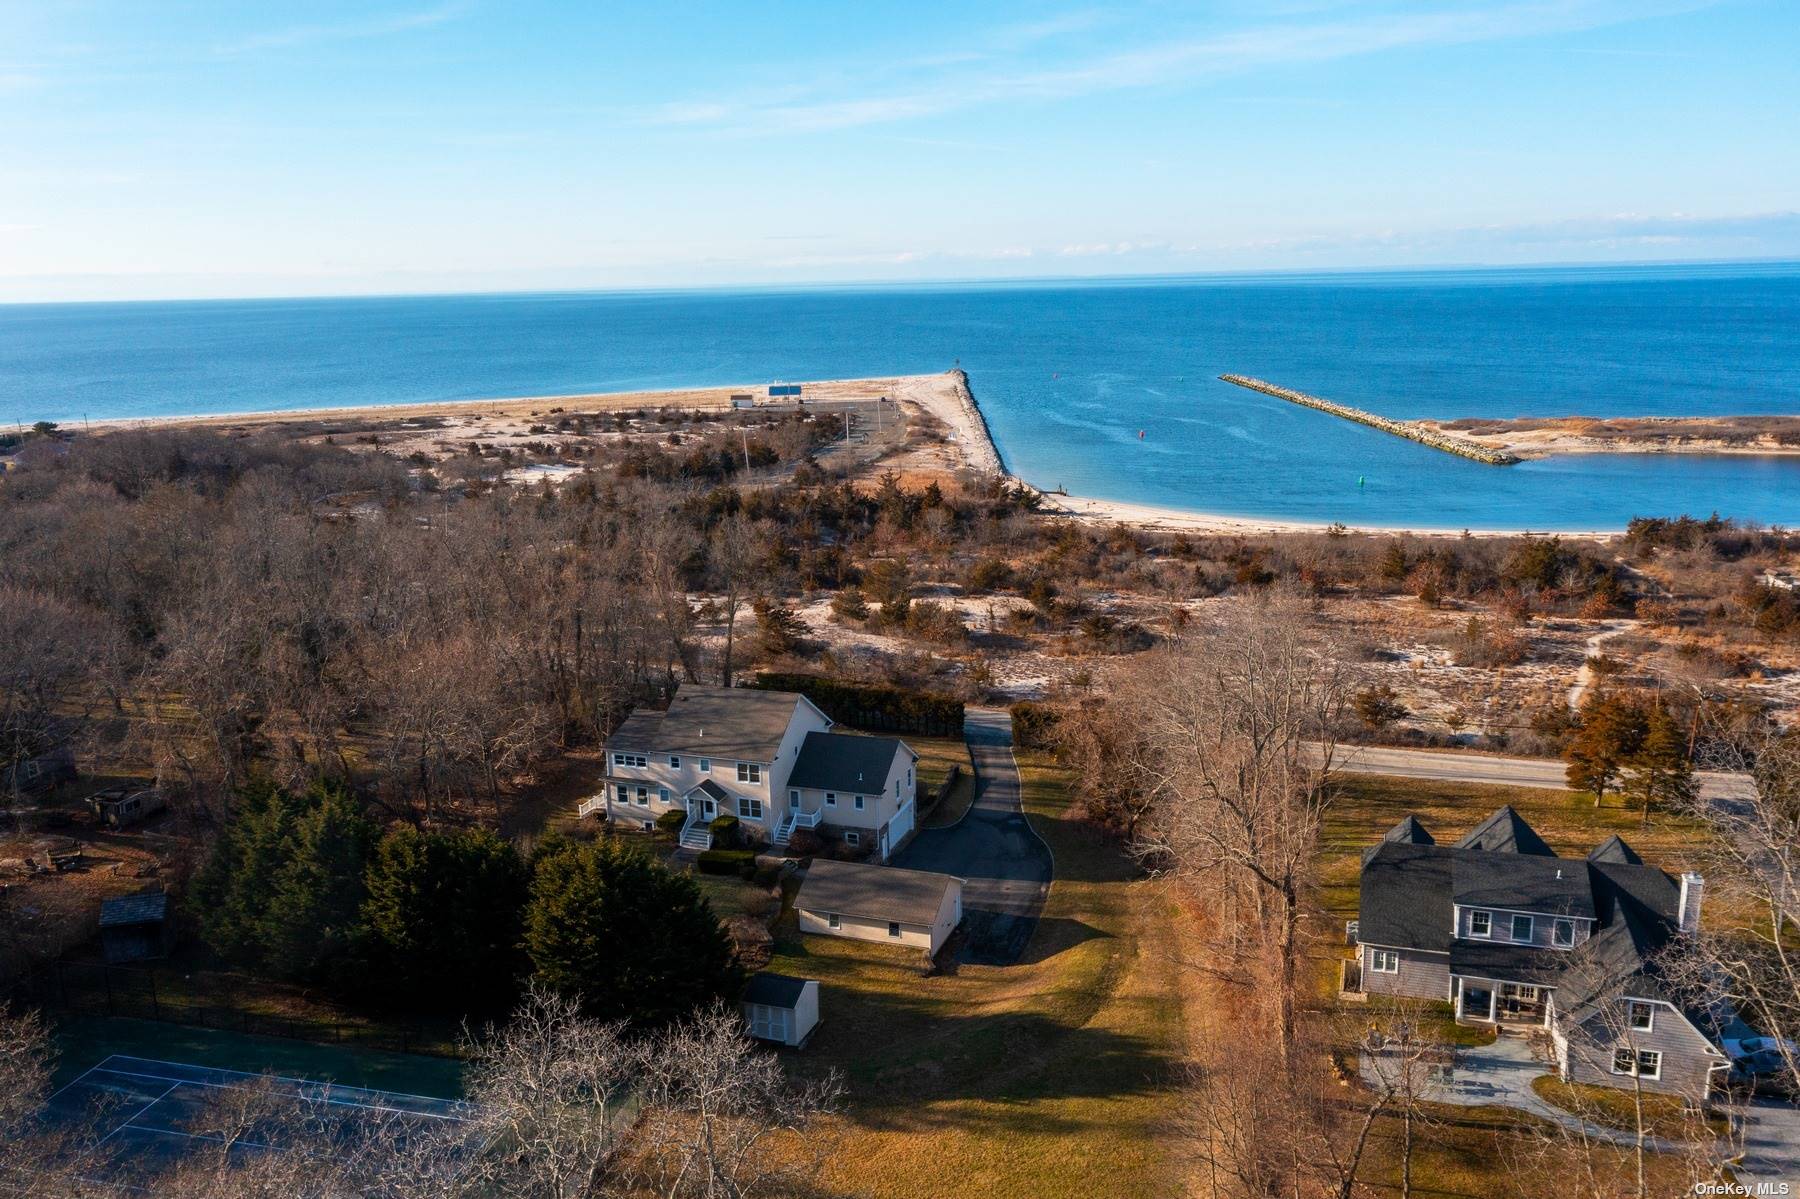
xmin=1564 ymin=693 xmax=1648 ymax=806
xmin=1623 ymin=703 xmax=1697 ymax=827
xmin=525 ymin=838 xmax=742 ymax=1024
xmin=362 ymin=826 xmax=529 ymax=1014
xmin=262 ymin=786 xmax=377 ymax=983
xmin=192 ymin=780 xmax=375 ymax=984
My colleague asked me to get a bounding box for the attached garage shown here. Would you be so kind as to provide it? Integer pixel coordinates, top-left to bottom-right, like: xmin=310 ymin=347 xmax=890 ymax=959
xmin=740 ymin=973 xmax=820 ymax=1047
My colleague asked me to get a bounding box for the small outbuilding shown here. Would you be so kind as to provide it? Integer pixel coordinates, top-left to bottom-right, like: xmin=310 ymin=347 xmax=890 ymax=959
xmin=796 ymin=858 xmax=964 ymax=956
xmin=99 ymin=890 xmax=172 ymax=964
xmin=740 ymin=972 xmax=820 ymax=1047
xmin=85 ymin=786 xmax=168 ymax=830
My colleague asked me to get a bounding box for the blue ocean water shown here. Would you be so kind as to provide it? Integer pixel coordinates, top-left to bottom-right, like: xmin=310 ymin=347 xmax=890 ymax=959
xmin=4 ymin=263 xmax=1799 ymax=530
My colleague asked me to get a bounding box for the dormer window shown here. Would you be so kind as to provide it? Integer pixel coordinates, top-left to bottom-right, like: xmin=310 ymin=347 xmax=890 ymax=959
xmin=1628 ymin=1001 xmax=1654 ymax=1032
xmin=1469 ymin=910 xmax=1491 ymax=937
xmin=1553 ymin=919 xmax=1574 ymax=947
xmin=1510 ymin=915 xmax=1534 ymax=942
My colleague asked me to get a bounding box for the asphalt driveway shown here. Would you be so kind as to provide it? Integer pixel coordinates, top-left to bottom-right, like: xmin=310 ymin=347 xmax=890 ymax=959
xmin=891 ymin=707 xmax=1053 ymax=965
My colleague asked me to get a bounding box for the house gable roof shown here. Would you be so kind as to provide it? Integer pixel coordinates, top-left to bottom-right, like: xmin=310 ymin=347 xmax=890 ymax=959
xmin=1452 ymin=852 xmax=1596 ymax=919
xmin=605 ymin=685 xmax=823 ymax=761
xmin=1454 ymin=806 xmax=1556 ymax=857
xmin=1363 ymin=814 xmax=1435 ymax=866
xmin=1588 ymin=834 xmax=1644 ymax=866
xmin=1358 ymin=842 xmax=1456 ymax=952
xmin=797 ymin=858 xmax=960 ymax=927
xmin=786 ymin=732 xmax=912 ymax=795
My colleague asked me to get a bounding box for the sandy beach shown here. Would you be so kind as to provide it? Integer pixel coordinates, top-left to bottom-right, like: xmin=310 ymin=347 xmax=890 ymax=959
xmin=74 ymin=369 xmax=1624 ymax=539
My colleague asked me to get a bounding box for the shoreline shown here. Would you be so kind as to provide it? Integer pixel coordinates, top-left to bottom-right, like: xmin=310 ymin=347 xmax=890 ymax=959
xmin=60 ymin=372 xmax=1669 ymax=540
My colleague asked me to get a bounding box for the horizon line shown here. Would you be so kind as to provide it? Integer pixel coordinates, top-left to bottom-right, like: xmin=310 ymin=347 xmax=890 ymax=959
xmin=4 ymin=255 xmax=1799 ymax=309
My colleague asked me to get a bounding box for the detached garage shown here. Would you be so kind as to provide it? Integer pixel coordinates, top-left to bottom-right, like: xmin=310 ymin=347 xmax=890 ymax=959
xmin=796 ymin=858 xmax=964 ymax=957
xmin=740 ymin=973 xmax=820 ymax=1047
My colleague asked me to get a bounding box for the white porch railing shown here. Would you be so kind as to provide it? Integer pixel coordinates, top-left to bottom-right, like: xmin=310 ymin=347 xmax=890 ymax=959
xmin=577 ymin=795 xmax=607 ymax=820
xmin=772 ymin=808 xmax=822 ymax=846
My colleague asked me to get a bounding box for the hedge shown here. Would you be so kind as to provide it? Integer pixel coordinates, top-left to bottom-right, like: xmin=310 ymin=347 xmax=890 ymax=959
xmin=708 ymin=813 xmax=740 ymax=849
xmin=696 ymin=848 xmax=757 ymax=877
xmin=654 ymin=809 xmax=688 ymax=834
xmin=1009 ymin=701 xmax=1059 ymax=751
xmin=751 ymin=673 xmax=964 ymax=737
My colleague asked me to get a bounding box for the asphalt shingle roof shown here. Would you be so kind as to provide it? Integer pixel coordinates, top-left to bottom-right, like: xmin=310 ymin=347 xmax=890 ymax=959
xmin=605 ymin=686 xmax=818 ymax=762
xmin=1452 ymin=853 xmax=1596 ymax=919
xmin=797 ymin=858 xmax=960 ymax=927
xmin=1358 ymin=842 xmax=1456 ymax=952
xmin=100 ymin=891 xmax=167 ymax=928
xmin=786 ymin=732 xmax=912 ymax=795
xmin=1454 ymin=805 xmax=1557 ymax=857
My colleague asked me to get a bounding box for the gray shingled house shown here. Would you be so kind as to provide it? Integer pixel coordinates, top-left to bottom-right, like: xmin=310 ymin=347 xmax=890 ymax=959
xmin=599 ymin=685 xmax=920 ymax=859
xmin=1352 ymin=806 xmax=1727 ymax=1099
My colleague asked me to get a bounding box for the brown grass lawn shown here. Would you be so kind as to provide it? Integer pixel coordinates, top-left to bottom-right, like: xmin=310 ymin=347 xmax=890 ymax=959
xmin=1314 ymin=774 xmax=1723 ymax=1197
xmin=910 ymin=734 xmax=977 ymax=828
xmin=762 ymin=751 xmax=1193 ymax=1199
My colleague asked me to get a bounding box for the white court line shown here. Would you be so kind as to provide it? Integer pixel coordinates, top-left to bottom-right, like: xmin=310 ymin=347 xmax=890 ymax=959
xmin=92 ymin=1082 xmax=181 ymax=1149
xmin=85 ymin=1058 xmax=464 ymax=1108
xmin=113 ymin=1123 xmax=281 ymax=1152
xmin=78 ymin=1064 xmax=466 ymax=1121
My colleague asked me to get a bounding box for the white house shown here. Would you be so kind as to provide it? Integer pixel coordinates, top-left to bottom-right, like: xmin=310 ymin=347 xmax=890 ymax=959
xmin=796 ymin=858 xmax=964 ymax=956
xmin=741 ymin=973 xmax=820 ymax=1047
xmin=601 ymin=684 xmax=920 ymax=859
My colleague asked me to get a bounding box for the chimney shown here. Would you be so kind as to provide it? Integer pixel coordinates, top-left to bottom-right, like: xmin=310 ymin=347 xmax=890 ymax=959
xmin=1678 ymin=872 xmax=1704 ymax=934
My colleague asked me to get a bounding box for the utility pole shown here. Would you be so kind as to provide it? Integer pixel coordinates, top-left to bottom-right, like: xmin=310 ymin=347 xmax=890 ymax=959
xmin=741 ymin=426 xmax=751 ymax=472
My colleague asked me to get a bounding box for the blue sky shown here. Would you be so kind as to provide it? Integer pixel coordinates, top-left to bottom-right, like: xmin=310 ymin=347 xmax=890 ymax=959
xmin=2 ymin=0 xmax=1797 ymax=300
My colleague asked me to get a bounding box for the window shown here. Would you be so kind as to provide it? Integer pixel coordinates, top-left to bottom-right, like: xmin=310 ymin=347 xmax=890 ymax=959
xmin=1554 ymin=919 xmax=1575 ymax=947
xmin=894 ymin=779 xmax=900 ymax=798
xmin=616 ymin=784 xmax=628 ymax=801
xmin=658 ymin=788 xmax=670 ymax=803
xmin=1611 ymin=1047 xmax=1636 ymax=1075
xmin=845 ymin=831 xmax=860 ymax=846
xmin=699 ymin=758 xmax=710 ymax=773
xmin=634 ymin=787 xmax=649 ymax=806
xmin=1370 ymin=949 xmax=1400 ymax=973
xmin=1636 ymin=1050 xmax=1661 ymax=1079
xmin=1470 ymin=910 xmax=1491 ymax=937
xmin=1510 ymin=914 xmax=1534 ymax=942
xmin=1612 ymin=1048 xmax=1661 ymax=1079
xmin=612 ymin=752 xmax=647 ymax=768
xmin=1628 ymin=1001 xmax=1654 ymax=1032
xmin=670 ymin=756 xmax=681 ymax=769
xmin=737 ymin=762 xmax=761 ymax=784
xmin=825 ymin=792 xmax=837 ymax=806
xmin=738 ymin=797 xmax=763 ymax=819
xmin=827 ymin=913 xmax=840 ymax=929
xmin=888 ymin=922 xmax=901 ymax=939
xmin=1501 ymin=984 xmax=1539 ymax=1001
xmin=789 ymin=789 xmax=800 ymax=803
xmin=641 ymin=820 xmax=653 ymax=831
xmin=854 ymin=795 xmax=865 ymax=810
xmin=908 ymin=768 xmax=913 ymax=787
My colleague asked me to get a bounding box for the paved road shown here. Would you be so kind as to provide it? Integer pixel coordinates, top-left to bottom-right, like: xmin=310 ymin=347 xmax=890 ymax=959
xmin=891 ymin=708 xmax=1052 ymax=965
xmin=1333 ymin=744 xmax=1756 ymax=803
xmin=1736 ymin=1096 xmax=1800 ymax=1187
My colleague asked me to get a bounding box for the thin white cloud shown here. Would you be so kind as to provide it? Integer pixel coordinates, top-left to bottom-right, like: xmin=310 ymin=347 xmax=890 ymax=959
xmin=213 ymin=2 xmax=469 ymax=56
xmin=648 ymin=0 xmax=1720 ymax=135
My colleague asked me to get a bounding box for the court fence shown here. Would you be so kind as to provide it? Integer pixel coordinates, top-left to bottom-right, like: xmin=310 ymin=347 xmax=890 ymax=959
xmin=13 ymin=960 xmax=460 ymax=1059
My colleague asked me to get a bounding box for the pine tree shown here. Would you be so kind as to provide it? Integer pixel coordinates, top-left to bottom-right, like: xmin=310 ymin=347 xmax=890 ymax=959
xmin=1623 ymin=703 xmax=1696 ymax=827
xmin=525 ymin=837 xmax=742 ymax=1024
xmin=262 ymin=784 xmax=376 ymax=983
xmin=362 ymin=826 xmax=529 ymax=1014
xmin=1564 ymin=693 xmax=1648 ymax=806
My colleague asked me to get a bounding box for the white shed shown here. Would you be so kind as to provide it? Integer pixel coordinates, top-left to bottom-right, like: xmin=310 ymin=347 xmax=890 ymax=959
xmin=741 ymin=973 xmax=820 ymax=1047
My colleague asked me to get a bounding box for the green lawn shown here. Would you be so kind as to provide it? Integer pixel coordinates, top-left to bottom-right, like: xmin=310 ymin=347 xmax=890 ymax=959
xmin=51 ymin=1015 xmax=465 ymax=1099
xmin=762 ymin=751 xmax=1192 ymax=1199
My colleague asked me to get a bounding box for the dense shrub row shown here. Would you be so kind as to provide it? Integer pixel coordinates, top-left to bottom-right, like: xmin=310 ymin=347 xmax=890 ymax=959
xmin=751 ymin=673 xmax=964 ymax=736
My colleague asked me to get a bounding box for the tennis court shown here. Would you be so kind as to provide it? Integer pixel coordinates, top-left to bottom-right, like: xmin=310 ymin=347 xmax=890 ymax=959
xmin=44 ymin=1054 xmax=471 ymax=1189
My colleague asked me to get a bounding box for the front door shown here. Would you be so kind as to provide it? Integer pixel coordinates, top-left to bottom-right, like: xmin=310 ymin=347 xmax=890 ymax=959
xmin=694 ymin=795 xmax=716 ymax=819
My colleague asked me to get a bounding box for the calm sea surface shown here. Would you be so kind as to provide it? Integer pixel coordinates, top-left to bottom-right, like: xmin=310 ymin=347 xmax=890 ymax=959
xmin=5 ymin=264 xmax=1799 ymax=530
